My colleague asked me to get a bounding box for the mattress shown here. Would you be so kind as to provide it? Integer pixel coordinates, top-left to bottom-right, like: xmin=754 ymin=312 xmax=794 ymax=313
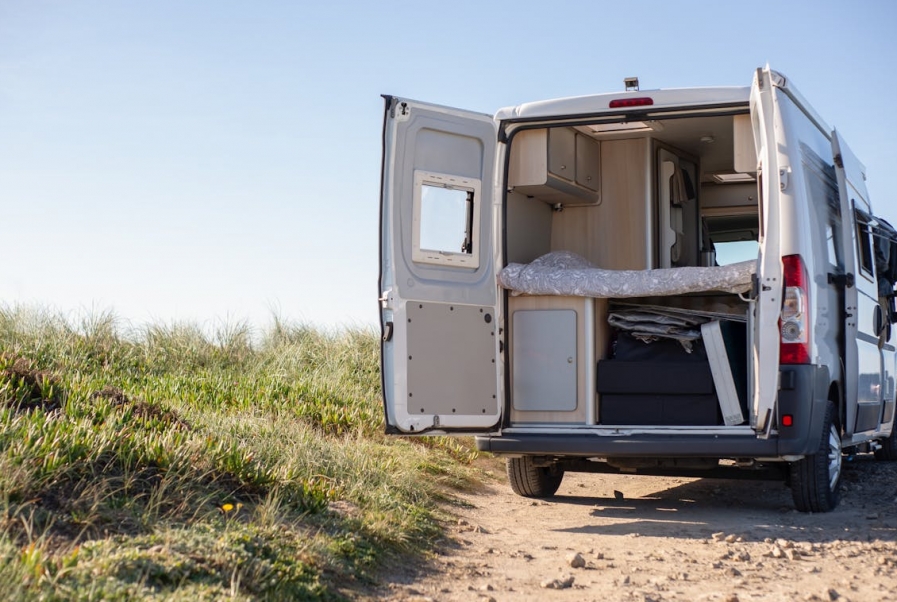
xmin=498 ymin=251 xmax=756 ymax=298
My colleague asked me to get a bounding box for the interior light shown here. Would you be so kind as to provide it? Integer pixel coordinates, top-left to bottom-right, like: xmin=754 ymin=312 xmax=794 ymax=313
xmin=711 ymin=173 xmax=756 ymax=184
xmin=782 ymin=414 xmax=794 ymax=427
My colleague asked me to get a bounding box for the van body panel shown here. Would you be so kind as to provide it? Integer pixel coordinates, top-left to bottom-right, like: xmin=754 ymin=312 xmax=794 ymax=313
xmin=379 ymin=97 xmax=502 ymax=433
xmin=831 ymin=130 xmax=887 ymax=435
xmin=495 ymin=87 xmax=751 ymax=121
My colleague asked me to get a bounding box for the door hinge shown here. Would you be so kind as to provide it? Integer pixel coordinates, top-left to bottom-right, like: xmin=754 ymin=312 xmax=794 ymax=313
xmin=779 ymin=166 xmax=791 ymax=191
xmin=379 ymin=290 xmax=394 ymax=310
xmin=827 ymin=272 xmax=855 ymax=288
xmin=391 ymin=101 xmax=410 ymax=122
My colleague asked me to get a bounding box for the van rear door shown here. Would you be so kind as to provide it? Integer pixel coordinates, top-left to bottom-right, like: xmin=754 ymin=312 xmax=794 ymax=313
xmin=749 ymin=67 xmax=785 ymax=435
xmin=379 ymin=97 xmax=501 ymax=435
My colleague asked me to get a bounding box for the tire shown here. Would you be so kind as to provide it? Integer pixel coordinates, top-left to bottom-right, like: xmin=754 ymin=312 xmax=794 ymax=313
xmin=874 ymin=417 xmax=897 ymax=461
xmin=506 ymin=457 xmax=564 ymax=498
xmin=790 ymin=401 xmax=842 ymax=512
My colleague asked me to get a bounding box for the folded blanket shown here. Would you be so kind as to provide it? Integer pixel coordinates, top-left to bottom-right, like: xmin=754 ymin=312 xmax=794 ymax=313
xmin=499 ymin=251 xmax=756 ymax=298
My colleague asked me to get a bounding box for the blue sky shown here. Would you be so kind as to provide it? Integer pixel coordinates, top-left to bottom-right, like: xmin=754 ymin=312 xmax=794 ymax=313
xmin=1 ymin=1 xmax=895 ymax=330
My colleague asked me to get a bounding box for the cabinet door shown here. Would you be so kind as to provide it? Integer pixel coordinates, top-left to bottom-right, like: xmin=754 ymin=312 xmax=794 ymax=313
xmin=575 ymin=134 xmax=600 ymax=192
xmin=548 ymin=128 xmax=576 ymax=181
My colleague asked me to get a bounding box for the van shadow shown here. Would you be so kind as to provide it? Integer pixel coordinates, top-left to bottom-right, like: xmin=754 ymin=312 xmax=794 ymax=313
xmin=546 ymin=456 xmax=897 ymax=545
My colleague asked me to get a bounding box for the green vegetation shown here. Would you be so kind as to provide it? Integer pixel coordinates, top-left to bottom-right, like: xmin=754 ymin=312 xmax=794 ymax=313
xmin=0 ymin=307 xmax=479 ymax=601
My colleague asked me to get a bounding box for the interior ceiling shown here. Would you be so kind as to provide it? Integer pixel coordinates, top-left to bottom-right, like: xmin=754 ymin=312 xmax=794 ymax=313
xmin=579 ymin=115 xmax=739 ymax=175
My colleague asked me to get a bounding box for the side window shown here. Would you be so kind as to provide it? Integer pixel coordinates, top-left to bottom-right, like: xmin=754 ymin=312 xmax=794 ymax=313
xmin=412 ymin=171 xmax=481 ymax=268
xmin=856 ymin=213 xmax=875 ymax=278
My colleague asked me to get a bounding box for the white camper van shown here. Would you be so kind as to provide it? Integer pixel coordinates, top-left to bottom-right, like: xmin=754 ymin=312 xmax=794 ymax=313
xmin=378 ymin=67 xmax=897 ymax=512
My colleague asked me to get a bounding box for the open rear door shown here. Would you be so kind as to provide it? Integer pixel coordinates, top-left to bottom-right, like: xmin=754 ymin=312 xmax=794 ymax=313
xmin=749 ymin=67 xmax=785 ymax=435
xmin=379 ymin=97 xmax=500 ymax=434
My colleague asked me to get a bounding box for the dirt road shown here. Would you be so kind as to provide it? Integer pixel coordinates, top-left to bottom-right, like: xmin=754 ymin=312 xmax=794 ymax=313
xmin=378 ymin=456 xmax=897 ymax=602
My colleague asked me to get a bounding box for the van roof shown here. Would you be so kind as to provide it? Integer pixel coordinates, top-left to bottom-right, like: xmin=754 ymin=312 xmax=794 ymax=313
xmin=495 ymin=86 xmax=751 ymax=121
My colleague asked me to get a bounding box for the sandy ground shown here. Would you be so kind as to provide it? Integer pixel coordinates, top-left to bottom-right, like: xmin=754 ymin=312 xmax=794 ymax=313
xmin=372 ymin=455 xmax=897 ymax=602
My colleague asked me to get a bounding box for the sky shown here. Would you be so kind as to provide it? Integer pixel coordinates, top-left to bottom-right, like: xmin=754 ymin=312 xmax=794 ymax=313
xmin=1 ymin=0 xmax=896 ymax=331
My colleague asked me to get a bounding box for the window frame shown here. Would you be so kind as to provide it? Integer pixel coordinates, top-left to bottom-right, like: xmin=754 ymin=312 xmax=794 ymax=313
xmin=411 ymin=170 xmax=481 ymax=269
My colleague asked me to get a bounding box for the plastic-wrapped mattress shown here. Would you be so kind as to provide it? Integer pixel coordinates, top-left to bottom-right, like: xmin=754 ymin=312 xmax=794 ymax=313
xmin=498 ymin=251 xmax=756 ymax=298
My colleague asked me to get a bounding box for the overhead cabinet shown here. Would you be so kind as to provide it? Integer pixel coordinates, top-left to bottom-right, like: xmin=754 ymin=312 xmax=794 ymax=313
xmin=509 ymin=127 xmax=601 ymax=205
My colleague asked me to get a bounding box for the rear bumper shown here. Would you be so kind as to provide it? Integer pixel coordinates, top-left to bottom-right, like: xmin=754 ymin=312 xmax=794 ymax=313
xmin=476 ymin=432 xmax=782 ymax=457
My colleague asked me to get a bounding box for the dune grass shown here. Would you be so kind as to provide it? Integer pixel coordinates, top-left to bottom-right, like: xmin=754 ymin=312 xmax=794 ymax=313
xmin=0 ymin=307 xmax=480 ymax=601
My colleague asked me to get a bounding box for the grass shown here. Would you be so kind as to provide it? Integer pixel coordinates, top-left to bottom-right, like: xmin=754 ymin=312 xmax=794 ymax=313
xmin=0 ymin=306 xmax=481 ymax=600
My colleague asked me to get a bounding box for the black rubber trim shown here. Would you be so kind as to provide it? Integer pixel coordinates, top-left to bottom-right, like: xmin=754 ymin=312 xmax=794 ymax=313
xmin=476 ymin=433 xmax=780 ymax=457
xmin=378 ymin=95 xmax=394 ymax=433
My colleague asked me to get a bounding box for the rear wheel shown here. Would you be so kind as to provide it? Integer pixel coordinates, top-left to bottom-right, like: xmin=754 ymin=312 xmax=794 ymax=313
xmin=506 ymin=457 xmax=564 ymax=497
xmin=790 ymin=401 xmax=842 ymax=512
xmin=874 ymin=417 xmax=897 ymax=461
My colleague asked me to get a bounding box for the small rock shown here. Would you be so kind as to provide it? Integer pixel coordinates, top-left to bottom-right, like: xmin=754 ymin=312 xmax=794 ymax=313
xmin=726 ymin=567 xmax=742 ymax=577
xmin=622 ymin=575 xmax=630 ymax=585
xmin=712 ymin=561 xmax=723 ymax=569
xmin=540 ymin=574 xmax=575 ymax=590
xmin=567 ymin=552 xmax=586 ymax=568
xmin=725 ymin=534 xmax=738 ymax=543
xmin=613 ymin=490 xmax=624 ymax=500
xmin=736 ymin=551 xmax=751 ymax=562
xmin=479 ymin=584 xmax=494 ymax=592
xmin=771 ymin=546 xmax=785 ymax=559
xmin=724 ymin=595 xmax=740 ymax=602
xmin=776 ymin=538 xmax=794 ymax=549
xmin=826 ymin=587 xmax=840 ymax=601
xmin=712 ymin=531 xmax=726 ymax=541
xmin=595 ymin=551 xmax=605 ymax=560
xmin=786 ymin=549 xmax=800 ymax=561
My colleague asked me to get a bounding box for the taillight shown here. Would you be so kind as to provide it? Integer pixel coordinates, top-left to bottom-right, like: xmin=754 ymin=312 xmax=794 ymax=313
xmin=608 ymin=97 xmax=654 ymax=108
xmin=780 ymin=255 xmax=811 ymax=364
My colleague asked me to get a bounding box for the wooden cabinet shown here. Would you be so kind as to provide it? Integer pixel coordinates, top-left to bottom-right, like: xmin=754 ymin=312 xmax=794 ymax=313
xmin=508 ymin=127 xmax=601 ymax=205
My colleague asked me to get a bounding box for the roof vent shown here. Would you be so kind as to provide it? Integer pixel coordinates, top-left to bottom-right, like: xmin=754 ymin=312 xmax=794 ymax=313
xmin=624 ymin=77 xmax=639 ymax=91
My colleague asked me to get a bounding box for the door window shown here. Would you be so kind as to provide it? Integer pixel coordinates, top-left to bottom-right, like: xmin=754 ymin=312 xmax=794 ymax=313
xmin=412 ymin=171 xmax=481 ymax=268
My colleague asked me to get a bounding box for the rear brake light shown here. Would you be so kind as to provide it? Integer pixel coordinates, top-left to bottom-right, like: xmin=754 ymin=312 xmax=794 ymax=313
xmin=780 ymin=255 xmax=811 ymax=364
xmin=609 ymin=97 xmax=654 ymax=108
